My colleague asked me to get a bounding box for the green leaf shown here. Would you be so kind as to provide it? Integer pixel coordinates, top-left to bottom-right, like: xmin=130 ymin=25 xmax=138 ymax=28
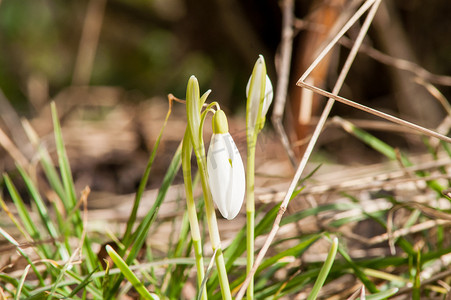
xmin=307 ymin=237 xmax=339 ymax=300
xmin=51 ymin=102 xmax=77 ymax=211
xmin=3 ymin=174 xmax=42 ymax=242
xmin=122 ymin=96 xmax=173 ymax=246
xmin=338 ymin=243 xmax=379 ymax=293
xmin=50 ymin=102 xmax=99 ymax=286
xmin=66 ymin=267 xmax=98 ymax=299
xmin=22 ymin=119 xmax=66 ymax=205
xmin=106 ymin=245 xmax=157 ymax=300
xmin=358 ymin=288 xmax=399 ymax=300
xmin=15 ymin=164 xmax=69 ymax=260
xmin=106 ymin=143 xmax=182 ymax=298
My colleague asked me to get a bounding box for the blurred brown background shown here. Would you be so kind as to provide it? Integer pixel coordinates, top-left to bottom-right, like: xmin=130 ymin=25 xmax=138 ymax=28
xmin=1 ymin=0 xmax=451 ymax=195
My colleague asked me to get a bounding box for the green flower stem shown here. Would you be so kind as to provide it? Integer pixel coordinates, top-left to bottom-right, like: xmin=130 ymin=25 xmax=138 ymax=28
xmin=182 ymin=130 xmax=207 ymax=300
xmin=186 ymin=76 xmax=231 ymax=299
xmin=245 ymin=140 xmax=256 ymax=300
xmin=245 ymin=56 xmax=268 ymax=300
xmin=194 ymin=132 xmax=231 ymax=300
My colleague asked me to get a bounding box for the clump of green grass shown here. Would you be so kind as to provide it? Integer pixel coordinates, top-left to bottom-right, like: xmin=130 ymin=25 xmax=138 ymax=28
xmin=1 ymin=77 xmax=450 ymax=300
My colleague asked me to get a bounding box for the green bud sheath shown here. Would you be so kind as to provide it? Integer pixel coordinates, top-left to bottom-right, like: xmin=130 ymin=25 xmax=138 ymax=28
xmin=213 ymin=109 xmax=229 ymax=134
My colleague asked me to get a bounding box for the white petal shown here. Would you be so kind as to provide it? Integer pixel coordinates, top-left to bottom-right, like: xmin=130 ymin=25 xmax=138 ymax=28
xmin=207 ymin=133 xmax=245 ymax=220
xmin=261 ymin=75 xmax=273 ymax=117
xmin=246 ymin=74 xmax=273 ymax=129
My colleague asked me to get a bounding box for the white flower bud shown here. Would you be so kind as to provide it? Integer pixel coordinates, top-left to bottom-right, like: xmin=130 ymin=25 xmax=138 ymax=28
xmin=246 ymin=55 xmax=273 ymax=131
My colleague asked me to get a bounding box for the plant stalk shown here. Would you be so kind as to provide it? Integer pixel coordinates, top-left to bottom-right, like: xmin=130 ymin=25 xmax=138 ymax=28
xmin=246 ymin=140 xmax=256 ymax=300
xmin=194 ymin=148 xmax=232 ymax=300
xmin=182 ymin=131 xmax=208 ymax=300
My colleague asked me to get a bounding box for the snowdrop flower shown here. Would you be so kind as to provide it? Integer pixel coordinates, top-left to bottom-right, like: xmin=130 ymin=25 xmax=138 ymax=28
xmin=246 ymin=55 xmax=273 ymax=132
xmin=207 ymin=109 xmax=245 ymax=220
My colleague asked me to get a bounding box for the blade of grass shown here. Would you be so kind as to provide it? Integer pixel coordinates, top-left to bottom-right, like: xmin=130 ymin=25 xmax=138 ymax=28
xmin=27 ymin=267 xmax=104 ymax=299
xmin=0 ymin=195 xmax=31 ymax=243
xmin=282 ymin=202 xmax=360 ymax=227
xmin=3 ymin=174 xmax=39 ymax=239
xmin=336 ymin=117 xmax=445 ymax=193
xmin=257 ymin=235 xmax=320 ymax=275
xmin=253 ymin=267 xmax=321 ymax=298
xmin=23 ymin=120 xmax=73 ymax=256
xmin=50 ymin=102 xmax=99 ymax=285
xmin=208 ymin=203 xmax=281 ymax=294
xmin=105 ymin=143 xmax=182 ymax=298
xmin=48 ymin=248 xmax=83 ymax=299
xmin=306 ymin=237 xmax=338 ymax=300
xmin=102 ymin=255 xmax=112 ymax=299
xmin=122 ymin=96 xmax=174 ymax=246
xmin=15 ymin=163 xmax=69 ymax=260
xmin=224 ymin=179 xmax=313 ymax=266
xmin=106 ymin=245 xmax=156 ymax=300
xmin=167 ymin=236 xmax=196 ymax=299
xmin=3 ymin=173 xmax=52 ymax=259
xmin=66 ymin=267 xmax=99 ymax=299
xmin=22 ymin=119 xmax=66 ymax=204
xmin=164 ymin=209 xmax=197 ymax=298
xmin=0 ymin=227 xmax=45 ymax=287
xmin=337 ymin=243 xmax=379 ymax=293
xmin=51 ymin=102 xmax=77 ymax=211
xmin=250 ymin=238 xmax=320 ymax=297
xmin=336 ymin=117 xmax=410 ymax=164
xmin=224 ymin=235 xmax=320 ymax=299
xmin=198 ymin=249 xmax=218 ymax=300
xmin=127 ymin=142 xmax=182 ymax=264
xmin=357 ymin=288 xmax=399 ymax=300
xmin=15 ymin=264 xmax=31 ymax=299
xmin=412 ymin=249 xmax=421 ymax=300
xmin=211 ymin=180 xmax=320 ymax=294
xmin=28 ymin=257 xmax=199 ymax=294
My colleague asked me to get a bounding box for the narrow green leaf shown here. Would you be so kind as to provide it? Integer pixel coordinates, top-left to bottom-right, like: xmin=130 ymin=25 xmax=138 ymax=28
xmin=358 ymin=288 xmax=399 ymax=300
xmin=0 ymin=192 xmax=31 ymax=242
xmin=106 ymin=143 xmax=182 ymax=298
xmin=3 ymin=174 xmax=40 ymax=241
xmin=22 ymin=119 xmax=66 ymax=206
xmin=106 ymin=245 xmax=156 ymax=300
xmin=259 ymin=235 xmax=320 ymax=273
xmin=128 ymin=143 xmax=182 ymax=264
xmin=164 ymin=207 xmax=194 ymax=296
xmin=51 ymin=102 xmax=77 ymax=210
xmin=15 ymin=265 xmax=31 ymax=299
xmin=15 ymin=164 xmax=69 ymax=260
xmin=122 ymin=98 xmax=173 ymax=245
xmin=0 ymin=229 xmax=45 ymax=287
xmin=338 ymin=244 xmax=378 ymax=293
xmin=282 ymin=202 xmax=359 ymax=227
xmin=50 ymin=102 xmax=99 ymax=286
xmin=28 ymin=268 xmax=103 ymax=299
xmin=66 ymin=267 xmax=98 ymax=299
xmin=412 ymin=249 xmax=421 ymax=300
xmin=307 ymin=237 xmax=338 ymax=300
xmin=341 ymin=119 xmax=444 ymax=193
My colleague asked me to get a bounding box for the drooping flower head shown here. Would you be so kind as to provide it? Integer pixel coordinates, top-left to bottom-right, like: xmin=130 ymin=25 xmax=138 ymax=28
xmin=207 ymin=110 xmax=245 ymax=220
